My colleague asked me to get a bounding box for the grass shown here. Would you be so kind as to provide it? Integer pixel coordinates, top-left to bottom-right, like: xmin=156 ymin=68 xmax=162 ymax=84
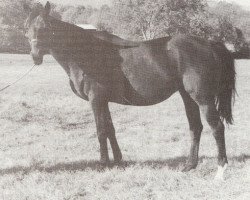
xmin=0 ymin=54 xmax=249 ymax=199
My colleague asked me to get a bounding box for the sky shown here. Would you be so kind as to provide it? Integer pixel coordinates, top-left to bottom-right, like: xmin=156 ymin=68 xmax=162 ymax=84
xmin=214 ymin=0 xmax=250 ymax=10
xmin=38 ymin=0 xmax=250 ymax=10
xmin=38 ymin=0 xmax=112 ymax=8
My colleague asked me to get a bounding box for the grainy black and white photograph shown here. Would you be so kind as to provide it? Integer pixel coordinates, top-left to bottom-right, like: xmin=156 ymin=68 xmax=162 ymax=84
xmin=0 ymin=0 xmax=250 ymax=199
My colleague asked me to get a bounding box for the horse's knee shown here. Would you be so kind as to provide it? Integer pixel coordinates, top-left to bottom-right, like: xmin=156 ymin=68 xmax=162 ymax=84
xmin=189 ymin=124 xmax=203 ymax=142
xmin=204 ymin=108 xmax=224 ymax=134
xmin=200 ymin=105 xmax=219 ymax=126
xmin=211 ymin=121 xmax=225 ymax=138
xmin=190 ymin=123 xmax=203 ymax=133
xmin=97 ymin=130 xmax=108 ymax=141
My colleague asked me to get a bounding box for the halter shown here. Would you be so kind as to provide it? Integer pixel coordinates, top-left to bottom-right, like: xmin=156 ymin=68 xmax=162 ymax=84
xmin=0 ymin=65 xmax=38 ymax=92
xmin=31 ymin=20 xmax=54 ymax=47
xmin=31 ymin=39 xmax=38 ymax=43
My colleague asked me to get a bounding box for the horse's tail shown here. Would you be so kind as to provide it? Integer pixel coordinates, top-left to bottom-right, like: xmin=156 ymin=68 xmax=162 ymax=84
xmin=231 ymin=45 xmax=250 ymax=59
xmin=232 ymin=49 xmax=249 ymax=59
xmin=231 ymin=28 xmax=250 ymax=59
xmin=216 ymin=50 xmax=236 ymax=125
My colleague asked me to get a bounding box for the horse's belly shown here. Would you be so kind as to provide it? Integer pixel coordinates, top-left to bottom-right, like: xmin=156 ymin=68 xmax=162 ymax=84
xmin=108 ymin=50 xmax=178 ymax=105
xmin=120 ymin=48 xmax=178 ymax=102
xmin=120 ymin=83 xmax=177 ymax=106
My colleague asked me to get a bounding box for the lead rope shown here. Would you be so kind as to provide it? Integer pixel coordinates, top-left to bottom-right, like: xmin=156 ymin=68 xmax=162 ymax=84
xmin=0 ymin=64 xmax=37 ymax=92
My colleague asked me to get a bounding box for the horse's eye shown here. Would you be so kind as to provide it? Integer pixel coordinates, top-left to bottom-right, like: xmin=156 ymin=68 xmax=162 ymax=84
xmin=37 ymin=28 xmax=48 ymax=38
xmin=23 ymin=27 xmax=28 ymax=33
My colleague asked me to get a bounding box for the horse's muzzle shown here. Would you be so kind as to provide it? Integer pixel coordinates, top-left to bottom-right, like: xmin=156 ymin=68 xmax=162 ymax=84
xmin=31 ymin=50 xmax=44 ymax=65
xmin=32 ymin=54 xmax=43 ymax=65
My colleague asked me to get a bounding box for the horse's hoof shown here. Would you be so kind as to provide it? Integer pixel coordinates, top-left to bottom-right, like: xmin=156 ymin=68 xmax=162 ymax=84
xmin=100 ymin=158 xmax=110 ymax=167
xmin=182 ymin=164 xmax=197 ymax=172
xmin=114 ymin=153 xmax=122 ymax=164
xmin=214 ymin=163 xmax=228 ymax=181
xmin=114 ymin=159 xmax=123 ymax=166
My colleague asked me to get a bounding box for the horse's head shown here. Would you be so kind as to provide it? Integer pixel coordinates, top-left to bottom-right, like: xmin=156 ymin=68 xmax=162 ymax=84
xmin=23 ymin=2 xmax=52 ymax=65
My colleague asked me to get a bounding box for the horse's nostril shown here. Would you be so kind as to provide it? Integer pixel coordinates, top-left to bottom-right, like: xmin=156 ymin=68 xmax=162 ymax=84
xmin=31 ymin=54 xmax=43 ymax=65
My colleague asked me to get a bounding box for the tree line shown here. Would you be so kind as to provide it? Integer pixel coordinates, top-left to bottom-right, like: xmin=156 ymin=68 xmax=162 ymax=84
xmin=0 ymin=0 xmax=250 ymax=54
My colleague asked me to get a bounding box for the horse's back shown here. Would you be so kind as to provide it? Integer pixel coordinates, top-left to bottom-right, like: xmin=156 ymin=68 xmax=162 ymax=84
xmin=92 ymin=31 xmax=140 ymax=48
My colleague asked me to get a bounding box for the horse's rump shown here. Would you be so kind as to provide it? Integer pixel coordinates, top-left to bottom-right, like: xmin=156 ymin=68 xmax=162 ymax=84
xmin=169 ymin=35 xmax=236 ymax=124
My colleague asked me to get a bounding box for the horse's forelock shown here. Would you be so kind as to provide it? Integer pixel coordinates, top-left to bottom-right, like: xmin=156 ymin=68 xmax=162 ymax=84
xmin=32 ymin=2 xmax=44 ymax=12
xmin=26 ymin=3 xmax=44 ymax=25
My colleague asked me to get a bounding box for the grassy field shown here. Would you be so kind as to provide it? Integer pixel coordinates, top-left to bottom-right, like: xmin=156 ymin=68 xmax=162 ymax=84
xmin=0 ymin=53 xmax=249 ymax=200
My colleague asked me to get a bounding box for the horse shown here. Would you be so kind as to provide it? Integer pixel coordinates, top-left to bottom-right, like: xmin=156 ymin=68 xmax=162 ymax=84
xmin=23 ymin=2 xmax=240 ymax=180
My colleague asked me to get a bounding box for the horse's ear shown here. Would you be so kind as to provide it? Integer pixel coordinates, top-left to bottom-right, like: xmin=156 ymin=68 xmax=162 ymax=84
xmin=43 ymin=1 xmax=51 ymax=17
xmin=23 ymin=3 xmax=31 ymax=15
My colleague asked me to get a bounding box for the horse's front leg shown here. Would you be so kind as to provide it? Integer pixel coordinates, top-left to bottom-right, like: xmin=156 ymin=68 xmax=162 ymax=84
xmin=104 ymin=105 xmax=122 ymax=163
xmin=90 ymin=96 xmax=109 ymax=164
xmin=89 ymin=94 xmax=122 ymax=165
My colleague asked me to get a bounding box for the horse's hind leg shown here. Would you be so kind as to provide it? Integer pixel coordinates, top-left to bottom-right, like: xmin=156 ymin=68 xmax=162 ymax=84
xmin=200 ymin=103 xmax=228 ymax=180
xmin=180 ymin=90 xmax=203 ymax=171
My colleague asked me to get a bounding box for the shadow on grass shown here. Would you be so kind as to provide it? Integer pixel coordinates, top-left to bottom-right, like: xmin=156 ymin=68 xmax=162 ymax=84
xmin=0 ymin=154 xmax=249 ymax=176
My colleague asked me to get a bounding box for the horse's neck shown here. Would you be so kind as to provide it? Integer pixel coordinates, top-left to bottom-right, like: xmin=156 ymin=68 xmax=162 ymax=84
xmin=49 ymin=19 xmax=89 ymax=69
xmin=48 ymin=18 xmax=116 ymax=75
xmin=51 ymin=18 xmax=78 ymax=33
xmin=50 ymin=18 xmax=92 ymax=47
xmin=49 ymin=49 xmax=71 ymax=76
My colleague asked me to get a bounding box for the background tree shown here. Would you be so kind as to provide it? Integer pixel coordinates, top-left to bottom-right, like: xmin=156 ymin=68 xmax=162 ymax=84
xmin=106 ymin=0 xmax=209 ymax=40
xmin=0 ymin=0 xmax=250 ymax=53
xmin=0 ymin=0 xmax=34 ymax=53
xmin=75 ymin=5 xmax=96 ymax=24
xmin=87 ymin=4 xmax=113 ymax=32
xmin=0 ymin=0 xmax=61 ymax=53
xmin=60 ymin=5 xmax=95 ymax=24
xmin=207 ymin=1 xmax=250 ymax=49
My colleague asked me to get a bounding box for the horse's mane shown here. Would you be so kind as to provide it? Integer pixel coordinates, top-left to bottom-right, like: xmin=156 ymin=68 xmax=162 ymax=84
xmin=25 ymin=3 xmax=44 ymax=27
xmin=26 ymin=4 xmax=139 ymax=49
xmin=49 ymin=17 xmax=87 ymax=34
xmin=49 ymin=17 xmax=141 ymax=50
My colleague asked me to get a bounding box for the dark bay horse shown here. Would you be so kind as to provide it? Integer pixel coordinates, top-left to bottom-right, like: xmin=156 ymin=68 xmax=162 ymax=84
xmin=23 ymin=2 xmax=238 ymax=179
